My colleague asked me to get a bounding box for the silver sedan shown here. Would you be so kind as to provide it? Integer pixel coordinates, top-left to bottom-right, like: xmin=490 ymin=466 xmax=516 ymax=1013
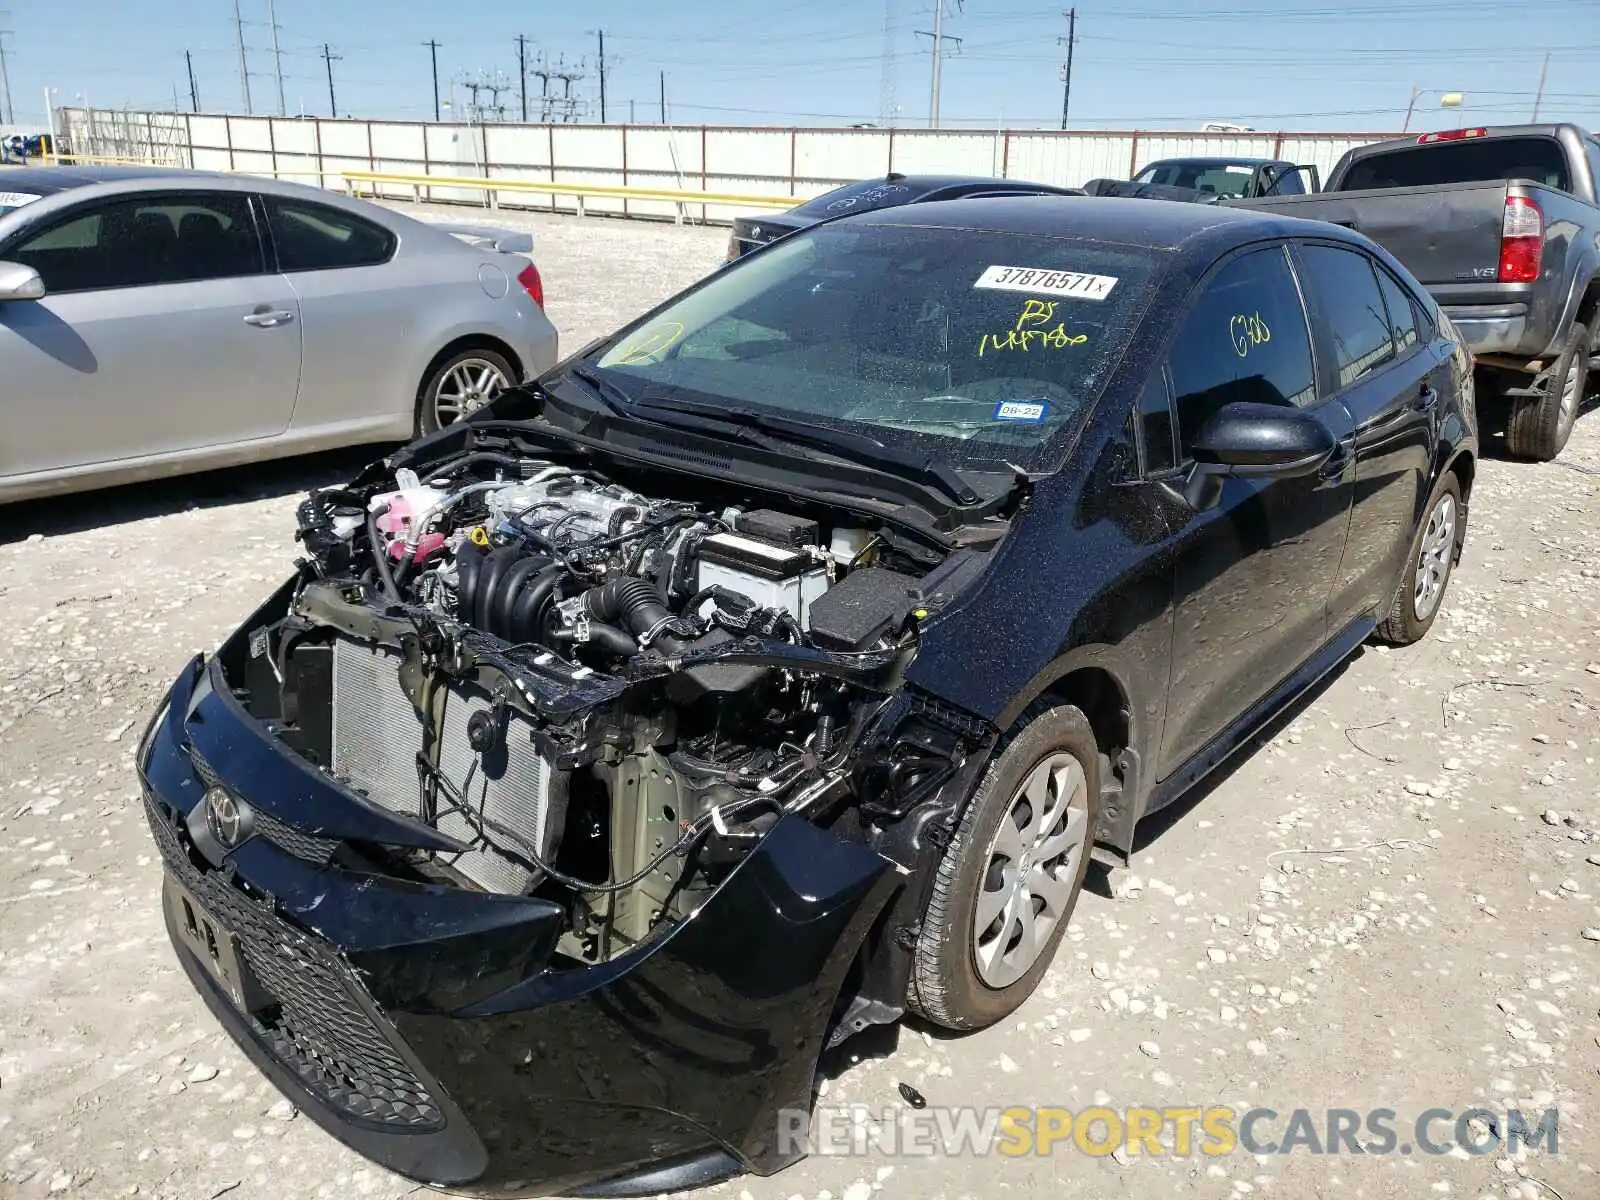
xmin=0 ymin=167 xmax=559 ymax=504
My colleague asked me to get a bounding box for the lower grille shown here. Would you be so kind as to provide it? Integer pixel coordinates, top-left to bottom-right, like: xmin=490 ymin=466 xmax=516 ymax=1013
xmin=144 ymin=794 xmax=443 ymax=1131
xmin=330 ymin=639 xmax=553 ymax=895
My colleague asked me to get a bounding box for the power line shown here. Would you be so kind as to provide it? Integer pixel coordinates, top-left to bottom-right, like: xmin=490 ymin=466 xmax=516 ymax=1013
xmin=186 ymin=49 xmax=201 ymax=113
xmin=0 ymin=25 xmax=13 ymax=125
xmin=424 ymin=40 xmax=441 ymax=121
xmin=321 ymin=42 xmax=340 ymax=117
xmin=915 ymin=0 xmax=963 ymax=129
xmin=266 ymin=0 xmax=286 ymax=115
xmin=232 ymin=0 xmax=252 ymax=115
xmin=1058 ymin=7 xmax=1075 ymax=130
xmin=515 ymin=34 xmax=529 ymax=121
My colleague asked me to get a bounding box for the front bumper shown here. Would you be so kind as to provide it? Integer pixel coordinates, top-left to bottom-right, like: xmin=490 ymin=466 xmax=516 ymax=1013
xmin=138 ymin=654 xmax=902 ymax=1197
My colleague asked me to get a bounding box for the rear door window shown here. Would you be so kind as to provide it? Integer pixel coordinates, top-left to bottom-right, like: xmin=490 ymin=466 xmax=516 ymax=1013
xmin=7 ymin=193 xmax=264 ymax=292
xmin=1166 ymin=244 xmax=1318 ymax=458
xmin=265 ymin=197 xmax=397 ymax=271
xmin=1295 ymin=244 xmax=1395 ymax=387
xmin=1341 ymin=136 xmax=1571 ymax=192
xmin=1373 ymin=265 xmax=1422 ymax=357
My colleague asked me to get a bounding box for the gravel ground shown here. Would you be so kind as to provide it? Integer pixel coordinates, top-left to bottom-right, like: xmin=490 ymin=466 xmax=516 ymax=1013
xmin=1 ymin=202 xmax=1597 ymax=1200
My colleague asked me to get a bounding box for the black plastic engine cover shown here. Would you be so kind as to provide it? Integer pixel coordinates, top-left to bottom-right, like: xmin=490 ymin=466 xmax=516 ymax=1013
xmin=806 ymin=568 xmax=919 ymax=652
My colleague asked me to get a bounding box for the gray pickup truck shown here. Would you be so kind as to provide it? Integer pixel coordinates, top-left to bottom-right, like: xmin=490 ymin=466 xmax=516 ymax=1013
xmin=1234 ymin=124 xmax=1600 ymax=460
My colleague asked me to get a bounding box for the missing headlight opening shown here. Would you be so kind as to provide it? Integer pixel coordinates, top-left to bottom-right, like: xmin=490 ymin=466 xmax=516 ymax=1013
xmin=259 ymin=432 xmax=983 ymax=966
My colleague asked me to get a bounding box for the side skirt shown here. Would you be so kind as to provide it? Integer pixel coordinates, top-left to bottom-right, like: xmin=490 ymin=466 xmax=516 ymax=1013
xmin=1141 ymin=616 xmax=1377 ymax=821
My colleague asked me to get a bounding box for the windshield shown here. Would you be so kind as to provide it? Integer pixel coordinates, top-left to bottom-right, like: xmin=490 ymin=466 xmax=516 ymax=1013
xmin=1341 ymin=136 xmax=1571 ymax=192
xmin=589 ymin=222 xmax=1161 ymax=471
xmin=1132 ymin=161 xmax=1257 ymax=197
xmin=0 ymin=190 xmax=43 ymax=217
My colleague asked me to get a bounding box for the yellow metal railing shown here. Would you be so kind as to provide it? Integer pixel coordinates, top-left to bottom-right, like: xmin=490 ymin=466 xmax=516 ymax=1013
xmin=34 ymin=153 xmax=805 ymax=218
xmin=341 ymin=169 xmax=804 ymax=218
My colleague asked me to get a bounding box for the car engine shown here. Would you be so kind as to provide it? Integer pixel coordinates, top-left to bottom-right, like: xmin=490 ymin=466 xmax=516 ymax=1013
xmin=258 ymin=436 xmax=979 ymax=964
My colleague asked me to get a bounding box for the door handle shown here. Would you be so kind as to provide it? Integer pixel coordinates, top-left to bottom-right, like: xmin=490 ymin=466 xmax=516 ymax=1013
xmin=244 ymin=309 xmax=295 ymax=328
xmin=1414 ymin=384 xmax=1440 ymax=411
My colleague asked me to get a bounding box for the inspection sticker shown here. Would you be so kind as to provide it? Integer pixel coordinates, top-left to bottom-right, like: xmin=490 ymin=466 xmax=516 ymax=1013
xmin=974 ymin=265 xmax=1118 ymax=301
xmin=994 ymin=400 xmax=1048 ymax=422
xmin=0 ymin=191 xmax=42 ymax=209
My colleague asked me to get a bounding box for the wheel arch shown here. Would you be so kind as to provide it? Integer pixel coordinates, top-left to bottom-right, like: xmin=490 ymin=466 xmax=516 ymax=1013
xmin=996 ymin=648 xmax=1145 ymax=857
xmin=417 ymin=333 xmax=527 ymax=398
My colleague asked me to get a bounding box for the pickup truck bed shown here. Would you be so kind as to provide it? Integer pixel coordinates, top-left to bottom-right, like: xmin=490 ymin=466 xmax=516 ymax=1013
xmin=1232 ymin=177 xmax=1593 ymax=360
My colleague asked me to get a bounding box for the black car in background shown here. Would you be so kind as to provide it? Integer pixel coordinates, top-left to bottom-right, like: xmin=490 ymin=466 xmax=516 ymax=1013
xmin=139 ymin=197 xmax=1475 ymax=1196
xmin=726 ymin=172 xmax=1085 ymax=259
xmin=1084 ymin=155 xmax=1320 ymax=202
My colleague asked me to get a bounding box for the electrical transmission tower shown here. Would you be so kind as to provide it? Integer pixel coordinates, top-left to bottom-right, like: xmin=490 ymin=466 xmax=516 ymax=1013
xmin=552 ymin=56 xmax=586 ymax=123
xmin=878 ymin=0 xmax=897 ymax=127
xmin=458 ymin=70 xmax=513 ymax=123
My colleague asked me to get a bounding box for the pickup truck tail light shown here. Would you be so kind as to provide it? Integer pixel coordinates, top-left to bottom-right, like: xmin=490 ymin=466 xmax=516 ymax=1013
xmin=516 ymin=262 xmax=545 ymax=310
xmin=1497 ymin=195 xmax=1543 ymax=284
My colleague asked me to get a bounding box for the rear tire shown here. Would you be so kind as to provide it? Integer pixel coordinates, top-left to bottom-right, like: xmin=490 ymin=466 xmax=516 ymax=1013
xmin=908 ymin=705 xmax=1099 ymax=1031
xmin=1506 ymin=321 xmax=1588 ymax=461
xmin=416 ymin=346 xmax=516 ymax=438
xmin=1376 ymin=473 xmax=1462 ymax=646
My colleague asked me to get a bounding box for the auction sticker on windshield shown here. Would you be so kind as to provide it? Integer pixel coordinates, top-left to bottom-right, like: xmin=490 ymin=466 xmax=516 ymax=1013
xmin=0 ymin=191 xmax=42 ymax=209
xmin=974 ymin=265 xmax=1118 ymax=300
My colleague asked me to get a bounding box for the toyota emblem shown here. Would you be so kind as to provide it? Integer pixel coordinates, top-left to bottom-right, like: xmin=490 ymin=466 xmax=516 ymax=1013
xmin=204 ymin=787 xmax=250 ymax=849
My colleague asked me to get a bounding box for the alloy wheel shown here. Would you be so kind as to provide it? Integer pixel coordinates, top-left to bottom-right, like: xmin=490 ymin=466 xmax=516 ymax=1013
xmin=1413 ymin=492 xmax=1457 ymax=621
xmin=433 ymin=358 xmax=511 ymax=427
xmin=1556 ymin=358 xmax=1582 ymax=438
xmin=972 ymin=751 xmax=1090 ymax=989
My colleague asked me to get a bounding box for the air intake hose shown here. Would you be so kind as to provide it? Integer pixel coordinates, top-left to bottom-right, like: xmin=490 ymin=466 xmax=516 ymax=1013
xmin=582 ymin=577 xmax=692 ymax=652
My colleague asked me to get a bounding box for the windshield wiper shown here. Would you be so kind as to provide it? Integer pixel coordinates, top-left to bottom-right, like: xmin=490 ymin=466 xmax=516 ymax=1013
xmin=628 ymin=395 xmax=981 ymax=506
xmin=558 ymin=364 xmax=635 ymax=416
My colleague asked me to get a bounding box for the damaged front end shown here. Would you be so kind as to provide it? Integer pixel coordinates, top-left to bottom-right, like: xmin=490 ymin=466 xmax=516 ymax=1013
xmin=138 ymin=429 xmax=1007 ymax=1194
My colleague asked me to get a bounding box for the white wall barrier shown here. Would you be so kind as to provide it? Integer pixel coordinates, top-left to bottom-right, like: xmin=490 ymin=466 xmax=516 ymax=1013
xmin=55 ymin=109 xmax=1397 ymax=223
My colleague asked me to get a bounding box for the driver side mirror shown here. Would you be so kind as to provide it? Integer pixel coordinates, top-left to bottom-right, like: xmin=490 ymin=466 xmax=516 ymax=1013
xmin=1181 ymin=401 xmax=1337 ymax=510
xmin=0 ymin=262 xmax=45 ymax=302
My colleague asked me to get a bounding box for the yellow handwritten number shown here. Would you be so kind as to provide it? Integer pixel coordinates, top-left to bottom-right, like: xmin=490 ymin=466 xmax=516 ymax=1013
xmin=978 ymin=300 xmax=1090 ymax=356
xmin=1229 ymin=312 xmax=1271 ymax=358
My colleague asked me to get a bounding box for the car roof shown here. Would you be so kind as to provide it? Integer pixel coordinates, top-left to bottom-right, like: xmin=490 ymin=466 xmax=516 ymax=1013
xmin=1141 ymin=156 xmax=1279 ymax=168
xmin=845 ymin=193 xmax=1317 ymax=253
xmin=0 ymin=164 xmax=222 ymax=194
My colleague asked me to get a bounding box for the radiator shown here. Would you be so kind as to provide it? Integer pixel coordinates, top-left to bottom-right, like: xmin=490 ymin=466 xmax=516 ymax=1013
xmin=330 ymin=639 xmax=552 ymax=895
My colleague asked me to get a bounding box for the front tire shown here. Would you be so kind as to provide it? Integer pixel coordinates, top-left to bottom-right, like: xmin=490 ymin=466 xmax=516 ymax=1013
xmin=908 ymin=705 xmax=1099 ymax=1031
xmin=416 ymin=347 xmax=516 ymax=437
xmin=1506 ymin=321 xmax=1588 ymax=461
xmin=1376 ymin=473 xmax=1463 ymax=646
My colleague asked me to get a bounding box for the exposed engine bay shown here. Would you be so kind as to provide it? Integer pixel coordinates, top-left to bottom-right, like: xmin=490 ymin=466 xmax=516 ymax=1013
xmin=240 ymin=435 xmax=1002 ymax=965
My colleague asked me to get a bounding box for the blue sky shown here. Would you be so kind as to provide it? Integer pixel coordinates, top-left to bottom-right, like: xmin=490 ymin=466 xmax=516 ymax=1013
xmin=3 ymin=0 xmax=1598 ymax=132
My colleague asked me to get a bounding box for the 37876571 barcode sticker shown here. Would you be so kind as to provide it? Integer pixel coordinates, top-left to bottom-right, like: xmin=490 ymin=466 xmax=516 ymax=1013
xmin=974 ymin=265 xmax=1118 ymax=300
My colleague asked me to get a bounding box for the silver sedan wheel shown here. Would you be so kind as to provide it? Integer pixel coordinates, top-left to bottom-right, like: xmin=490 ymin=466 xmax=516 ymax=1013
xmin=433 ymin=357 xmax=510 ymax=427
xmin=972 ymin=751 xmax=1090 ymax=989
xmin=1413 ymin=492 xmax=1458 ymax=621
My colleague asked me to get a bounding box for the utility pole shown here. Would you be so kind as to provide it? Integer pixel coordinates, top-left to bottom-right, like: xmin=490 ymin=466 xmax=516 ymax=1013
xmin=322 ymin=43 xmax=340 ymax=118
xmin=659 ymin=69 xmax=666 ymax=125
xmin=425 ymin=40 xmax=441 ymax=121
xmin=516 ymin=34 xmax=529 ymax=121
xmin=878 ymin=0 xmax=897 ymax=127
xmin=915 ymin=1 xmax=961 ymax=129
xmin=596 ymin=29 xmax=607 ymax=123
xmin=1531 ymin=50 xmax=1550 ymax=121
xmin=233 ymin=0 xmax=252 ymax=115
xmin=0 ymin=27 xmax=13 ymax=126
xmin=186 ymin=49 xmax=201 ymax=112
xmin=1058 ymin=7 xmax=1075 ymax=130
xmin=267 ymin=0 xmax=286 ymax=116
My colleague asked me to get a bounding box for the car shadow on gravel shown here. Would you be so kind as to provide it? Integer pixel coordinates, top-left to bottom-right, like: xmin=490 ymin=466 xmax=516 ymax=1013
xmin=0 ymin=446 xmax=396 ymax=544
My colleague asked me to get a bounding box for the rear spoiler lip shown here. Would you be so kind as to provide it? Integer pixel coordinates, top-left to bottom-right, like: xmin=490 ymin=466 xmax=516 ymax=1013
xmin=431 ymin=222 xmax=535 ymax=256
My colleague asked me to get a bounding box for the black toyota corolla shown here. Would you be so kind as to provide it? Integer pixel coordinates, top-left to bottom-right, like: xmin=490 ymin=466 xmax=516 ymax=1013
xmin=137 ymin=197 xmax=1475 ymax=1196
